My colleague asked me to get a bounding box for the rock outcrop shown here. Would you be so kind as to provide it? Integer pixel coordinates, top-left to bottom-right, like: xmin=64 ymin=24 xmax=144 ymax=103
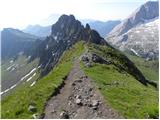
xmin=81 ymin=52 xmax=111 ymax=67
xmin=106 ymin=1 xmax=159 ymax=60
xmin=31 ymin=14 xmax=107 ymax=76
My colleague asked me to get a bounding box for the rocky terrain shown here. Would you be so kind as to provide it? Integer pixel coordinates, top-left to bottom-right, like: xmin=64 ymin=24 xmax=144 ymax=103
xmin=44 ymin=58 xmax=121 ymax=119
xmin=1 ymin=14 xmax=158 ymax=119
xmin=106 ymin=1 xmax=159 ymax=59
xmin=23 ymin=19 xmax=120 ymax=38
xmin=30 ymin=14 xmax=106 ymax=76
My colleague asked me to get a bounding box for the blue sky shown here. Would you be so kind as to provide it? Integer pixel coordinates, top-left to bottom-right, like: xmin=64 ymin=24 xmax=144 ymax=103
xmin=0 ymin=0 xmax=155 ymax=29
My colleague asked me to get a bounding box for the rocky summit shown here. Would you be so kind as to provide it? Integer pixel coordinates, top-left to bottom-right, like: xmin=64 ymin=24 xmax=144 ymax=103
xmin=31 ymin=14 xmax=106 ymax=76
xmin=1 ymin=6 xmax=158 ymax=118
xmin=106 ymin=1 xmax=159 ymax=60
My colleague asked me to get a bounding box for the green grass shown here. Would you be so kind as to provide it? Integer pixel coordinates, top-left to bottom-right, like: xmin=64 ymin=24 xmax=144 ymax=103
xmin=81 ymin=43 xmax=158 ymax=119
xmin=1 ymin=41 xmax=85 ymax=119
xmin=1 ymin=56 xmax=39 ymax=84
xmin=126 ymin=54 xmax=159 ymax=81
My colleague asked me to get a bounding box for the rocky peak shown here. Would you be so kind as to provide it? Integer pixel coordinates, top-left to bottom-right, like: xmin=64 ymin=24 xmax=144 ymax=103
xmin=140 ymin=1 xmax=159 ymax=19
xmin=128 ymin=1 xmax=159 ymax=25
xmin=51 ymin=14 xmax=105 ymax=44
xmin=107 ymin=1 xmax=159 ymax=60
xmin=51 ymin=14 xmax=83 ymax=37
xmin=85 ymin=23 xmax=90 ymax=30
xmin=108 ymin=1 xmax=159 ymax=36
xmin=32 ymin=14 xmax=107 ymax=76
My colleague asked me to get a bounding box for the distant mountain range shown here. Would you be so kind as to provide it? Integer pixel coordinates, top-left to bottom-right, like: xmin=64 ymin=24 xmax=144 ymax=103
xmin=88 ymin=20 xmax=121 ymax=37
xmin=30 ymin=15 xmax=107 ymax=76
xmin=23 ymin=25 xmax=51 ymax=37
xmin=1 ymin=28 xmax=40 ymax=59
xmin=1 ymin=14 xmax=158 ymax=119
xmin=106 ymin=1 xmax=159 ymax=60
xmin=23 ymin=18 xmax=120 ymax=38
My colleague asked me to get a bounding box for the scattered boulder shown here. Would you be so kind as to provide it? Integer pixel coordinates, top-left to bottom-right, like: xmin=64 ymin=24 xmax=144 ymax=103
xmin=84 ymin=90 xmax=90 ymax=95
xmin=60 ymin=110 xmax=69 ymax=119
xmin=68 ymin=101 xmax=72 ymax=106
xmin=28 ymin=105 xmax=37 ymax=112
xmin=90 ymin=94 xmax=93 ymax=97
xmin=92 ymin=106 xmax=98 ymax=110
xmin=92 ymin=53 xmax=111 ymax=64
xmin=81 ymin=54 xmax=90 ymax=62
xmin=92 ymin=100 xmax=99 ymax=107
xmin=32 ymin=113 xmax=39 ymax=119
xmin=80 ymin=75 xmax=88 ymax=79
xmin=81 ymin=53 xmax=92 ymax=68
xmin=76 ymin=95 xmax=81 ymax=99
xmin=85 ymin=62 xmax=92 ymax=67
xmin=39 ymin=113 xmax=45 ymax=118
xmin=51 ymin=109 xmax=55 ymax=113
xmin=75 ymin=79 xmax=82 ymax=83
xmin=76 ymin=98 xmax=82 ymax=105
xmin=81 ymin=53 xmax=111 ymax=68
xmin=68 ymin=96 xmax=72 ymax=100
xmin=89 ymin=88 xmax=93 ymax=92
xmin=71 ymin=82 xmax=76 ymax=86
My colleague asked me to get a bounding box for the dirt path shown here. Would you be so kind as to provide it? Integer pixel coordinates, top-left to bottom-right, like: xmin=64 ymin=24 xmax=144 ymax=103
xmin=44 ymin=58 xmax=122 ymax=119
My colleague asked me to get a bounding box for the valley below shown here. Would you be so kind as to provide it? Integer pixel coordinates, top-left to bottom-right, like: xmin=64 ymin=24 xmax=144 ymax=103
xmin=1 ymin=42 xmax=158 ymax=119
xmin=1 ymin=1 xmax=159 ymax=118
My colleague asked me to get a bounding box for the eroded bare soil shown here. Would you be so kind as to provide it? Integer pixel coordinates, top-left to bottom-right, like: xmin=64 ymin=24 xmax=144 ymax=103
xmin=44 ymin=58 xmax=122 ymax=119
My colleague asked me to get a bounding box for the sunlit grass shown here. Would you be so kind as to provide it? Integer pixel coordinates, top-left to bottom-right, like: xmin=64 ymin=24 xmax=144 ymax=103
xmin=1 ymin=41 xmax=85 ymax=118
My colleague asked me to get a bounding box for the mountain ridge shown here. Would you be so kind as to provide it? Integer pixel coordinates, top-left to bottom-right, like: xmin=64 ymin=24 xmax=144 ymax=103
xmin=108 ymin=1 xmax=159 ymax=37
xmin=106 ymin=1 xmax=159 ymax=59
xmin=30 ymin=14 xmax=107 ymax=76
xmin=1 ymin=14 xmax=158 ymax=119
xmin=23 ymin=19 xmax=120 ymax=38
xmin=1 ymin=28 xmax=41 ymax=59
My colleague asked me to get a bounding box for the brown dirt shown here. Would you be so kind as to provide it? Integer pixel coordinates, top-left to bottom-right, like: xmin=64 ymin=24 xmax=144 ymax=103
xmin=44 ymin=58 xmax=122 ymax=119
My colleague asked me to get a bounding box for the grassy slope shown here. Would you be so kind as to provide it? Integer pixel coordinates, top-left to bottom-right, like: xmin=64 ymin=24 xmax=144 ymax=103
xmin=1 ymin=41 xmax=85 ymax=119
xmin=1 ymin=55 xmax=39 ymax=83
xmin=126 ymin=54 xmax=159 ymax=81
xmin=81 ymin=43 xmax=158 ymax=118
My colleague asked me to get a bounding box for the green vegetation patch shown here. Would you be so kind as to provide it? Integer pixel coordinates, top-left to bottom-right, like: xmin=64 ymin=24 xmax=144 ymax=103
xmin=81 ymin=43 xmax=158 ymax=118
xmin=126 ymin=54 xmax=159 ymax=81
xmin=1 ymin=41 xmax=85 ymax=119
xmin=1 ymin=55 xmax=39 ymax=82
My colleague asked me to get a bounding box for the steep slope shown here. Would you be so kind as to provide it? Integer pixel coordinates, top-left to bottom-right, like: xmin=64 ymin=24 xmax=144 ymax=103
xmin=1 ymin=28 xmax=42 ymax=96
xmin=2 ymin=41 xmax=158 ymax=119
xmin=108 ymin=19 xmax=159 ymax=59
xmin=44 ymin=55 xmax=121 ymax=119
xmin=89 ymin=20 xmax=121 ymax=37
xmin=81 ymin=43 xmax=158 ymax=118
xmin=1 ymin=14 xmax=158 ymax=119
xmin=108 ymin=1 xmax=159 ymax=36
xmin=23 ymin=25 xmax=51 ymax=37
xmin=1 ymin=41 xmax=85 ymax=119
xmin=126 ymin=53 xmax=159 ymax=81
xmin=30 ymin=14 xmax=106 ymax=76
xmin=23 ymin=20 xmax=120 ymax=38
xmin=106 ymin=1 xmax=159 ymax=59
xmin=1 ymin=28 xmax=40 ymax=59
xmin=1 ymin=55 xmax=39 ymax=97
